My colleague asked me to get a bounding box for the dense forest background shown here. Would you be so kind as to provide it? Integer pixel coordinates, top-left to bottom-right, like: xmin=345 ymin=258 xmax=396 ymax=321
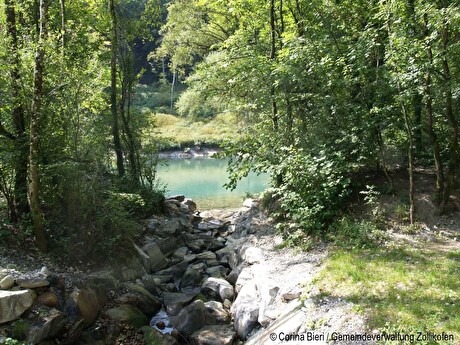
xmin=0 ymin=0 xmax=459 ymax=258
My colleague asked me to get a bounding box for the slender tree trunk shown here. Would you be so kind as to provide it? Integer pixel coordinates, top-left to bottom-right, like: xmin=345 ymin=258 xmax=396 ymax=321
xmin=440 ymin=18 xmax=459 ymax=213
xmin=423 ymin=13 xmax=444 ymax=203
xmin=5 ymin=0 xmax=28 ymax=220
xmin=170 ymin=70 xmax=176 ymax=112
xmin=60 ymin=0 xmax=66 ymax=54
xmin=270 ymin=0 xmax=278 ymax=131
xmin=29 ymin=0 xmax=48 ymax=252
xmin=110 ymin=0 xmax=124 ymax=177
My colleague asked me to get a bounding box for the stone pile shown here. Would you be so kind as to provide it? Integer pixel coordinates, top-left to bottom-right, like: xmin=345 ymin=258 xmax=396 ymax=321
xmin=0 ymin=195 xmax=302 ymax=345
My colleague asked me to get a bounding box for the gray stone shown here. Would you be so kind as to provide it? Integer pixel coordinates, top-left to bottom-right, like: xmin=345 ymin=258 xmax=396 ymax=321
xmin=181 ymin=267 xmax=203 ymax=288
xmin=118 ymin=255 xmax=147 ymax=281
xmin=156 ymin=261 xmax=188 ymax=280
xmin=119 ymin=282 xmax=162 ymax=316
xmin=204 ymin=301 xmax=230 ymax=323
xmin=241 ymin=246 xmax=264 ymax=264
xmin=195 ymin=251 xmax=217 ymax=262
xmin=245 ymin=300 xmax=304 ymax=345
xmin=187 ymin=239 xmax=207 ymax=252
xmin=26 ymin=309 xmax=65 ymax=344
xmin=16 ymin=278 xmax=49 ymax=288
xmin=205 ymin=265 xmax=228 ymax=278
xmin=141 ymin=274 xmax=157 ymax=294
xmin=168 ymin=195 xmax=185 ymax=202
xmin=190 ymin=262 xmax=206 ymax=272
xmin=0 ymin=275 xmax=14 ymax=290
xmin=170 ymin=300 xmax=214 ymax=335
xmin=231 ymin=281 xmax=260 ymax=340
xmin=235 ymin=267 xmax=253 ymax=294
xmin=173 ymin=247 xmax=189 ymax=260
xmin=191 ymin=325 xmax=236 ymax=345
xmin=158 ymin=236 xmax=186 ymax=256
xmin=0 ymin=289 xmax=35 ymax=324
xmin=142 ymin=242 xmax=169 ymax=273
xmin=105 ymin=305 xmax=148 ymax=327
xmin=163 ymin=292 xmax=197 ymax=316
xmin=182 ymin=198 xmax=197 ymax=212
xmin=202 ymin=277 xmax=234 ymax=301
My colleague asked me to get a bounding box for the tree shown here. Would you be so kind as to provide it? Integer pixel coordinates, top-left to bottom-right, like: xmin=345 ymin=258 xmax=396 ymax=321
xmin=29 ymin=0 xmax=49 ymax=252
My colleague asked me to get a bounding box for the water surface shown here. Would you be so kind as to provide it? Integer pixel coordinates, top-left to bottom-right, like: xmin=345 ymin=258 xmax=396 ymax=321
xmin=156 ymin=158 xmax=268 ymax=209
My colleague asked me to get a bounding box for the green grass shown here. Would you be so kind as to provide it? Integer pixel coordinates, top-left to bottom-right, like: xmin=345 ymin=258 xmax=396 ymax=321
xmin=314 ymin=246 xmax=460 ymax=344
xmin=143 ymin=112 xmax=240 ymax=149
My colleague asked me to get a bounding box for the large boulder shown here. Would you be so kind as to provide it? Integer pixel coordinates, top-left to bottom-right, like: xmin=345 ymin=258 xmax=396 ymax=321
xmin=0 ymin=275 xmax=14 ymax=290
xmin=163 ymin=292 xmax=197 ymax=316
xmin=105 ymin=305 xmax=149 ymax=327
xmin=120 ymin=283 xmax=162 ymax=317
xmin=170 ymin=300 xmax=214 ymax=335
xmin=231 ymin=281 xmax=260 ymax=340
xmin=0 ymin=290 xmax=35 ymax=324
xmin=76 ymin=286 xmax=107 ymax=326
xmin=201 ymin=277 xmax=234 ymax=302
xmin=190 ymin=325 xmax=236 ymax=345
xmin=141 ymin=242 xmax=169 ymax=273
xmin=26 ymin=309 xmax=66 ymax=344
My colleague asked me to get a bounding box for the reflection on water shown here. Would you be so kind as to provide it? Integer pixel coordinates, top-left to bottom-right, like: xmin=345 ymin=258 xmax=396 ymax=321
xmin=156 ymin=158 xmax=269 ymax=209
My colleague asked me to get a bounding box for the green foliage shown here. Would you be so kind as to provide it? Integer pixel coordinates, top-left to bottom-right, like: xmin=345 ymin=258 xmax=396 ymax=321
xmin=41 ymin=162 xmax=162 ymax=263
xmin=328 ymin=217 xmax=387 ymax=249
xmin=3 ymin=338 xmax=26 ymax=345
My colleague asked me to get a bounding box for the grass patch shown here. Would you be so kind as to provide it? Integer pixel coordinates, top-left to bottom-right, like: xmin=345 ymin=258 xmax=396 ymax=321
xmin=314 ymin=246 xmax=460 ymax=343
xmin=143 ymin=112 xmax=239 ymax=149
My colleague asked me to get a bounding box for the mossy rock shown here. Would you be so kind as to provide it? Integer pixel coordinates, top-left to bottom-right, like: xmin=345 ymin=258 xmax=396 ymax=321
xmin=105 ymin=305 xmax=148 ymax=328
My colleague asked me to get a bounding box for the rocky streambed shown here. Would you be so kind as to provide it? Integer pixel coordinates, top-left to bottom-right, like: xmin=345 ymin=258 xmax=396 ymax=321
xmin=0 ymin=196 xmax=368 ymax=345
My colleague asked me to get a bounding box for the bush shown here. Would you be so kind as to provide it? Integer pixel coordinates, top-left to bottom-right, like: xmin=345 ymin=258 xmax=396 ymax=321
xmin=41 ymin=161 xmax=164 ymax=264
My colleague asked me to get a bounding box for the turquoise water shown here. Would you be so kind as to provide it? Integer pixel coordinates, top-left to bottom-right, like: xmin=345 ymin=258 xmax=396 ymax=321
xmin=156 ymin=158 xmax=269 ymax=209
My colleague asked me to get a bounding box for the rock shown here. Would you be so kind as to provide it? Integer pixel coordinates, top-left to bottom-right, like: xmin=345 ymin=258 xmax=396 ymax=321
xmin=243 ymin=198 xmax=258 ymax=208
xmin=281 ymin=290 xmax=301 ymax=302
xmin=76 ymin=286 xmax=107 ymax=326
xmin=26 ymin=309 xmax=65 ymax=344
xmin=61 ymin=318 xmax=85 ymax=345
xmin=37 ymin=291 xmax=59 ymax=307
xmin=204 ymin=301 xmax=230 ymax=323
xmin=245 ymin=300 xmax=304 ymax=345
xmin=121 ymin=283 xmax=162 ymax=316
xmin=181 ymin=267 xmax=203 ymax=289
xmin=205 ymin=265 xmax=228 ymax=278
xmin=141 ymin=326 xmax=179 ymax=345
xmin=118 ymin=255 xmax=147 ymax=281
xmin=191 ymin=325 xmax=236 ymax=345
xmin=241 ymin=246 xmax=264 ymax=264
xmin=163 ymin=292 xmax=197 ymax=316
xmin=235 ymin=267 xmax=253 ymax=294
xmin=195 ymin=251 xmax=217 ymax=262
xmin=182 ymin=198 xmax=197 ymax=213
xmin=173 ymin=247 xmax=189 ymax=260
xmin=141 ymin=274 xmax=158 ymax=294
xmin=105 ymin=305 xmax=149 ymax=327
xmin=170 ymin=300 xmax=214 ymax=335
xmin=154 ymin=218 xmax=184 ymax=237
xmin=215 ymin=247 xmax=239 ymax=269
xmin=141 ymin=242 xmax=169 ymax=273
xmin=168 ymin=195 xmax=185 ymax=202
xmin=87 ymin=270 xmax=118 ymax=291
xmin=226 ymin=265 xmax=244 ymax=285
xmin=0 ymin=289 xmax=35 ymax=324
xmin=16 ymin=278 xmax=49 ymax=288
xmin=201 ymin=277 xmax=234 ymax=301
xmin=231 ymin=281 xmax=260 ymax=340
xmin=0 ymin=275 xmax=14 ymax=290
xmin=157 ymin=236 xmax=186 ymax=257
xmin=156 ymin=261 xmax=188 ymax=281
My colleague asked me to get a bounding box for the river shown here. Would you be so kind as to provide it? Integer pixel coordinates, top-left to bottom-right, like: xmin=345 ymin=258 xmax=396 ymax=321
xmin=156 ymin=158 xmax=269 ymax=209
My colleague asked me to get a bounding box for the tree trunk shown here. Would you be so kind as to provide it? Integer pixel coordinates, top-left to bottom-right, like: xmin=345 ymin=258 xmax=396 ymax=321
xmin=423 ymin=13 xmax=444 ymax=203
xmin=29 ymin=0 xmax=48 ymax=252
xmin=60 ymin=0 xmax=66 ymax=54
xmin=5 ymin=0 xmax=28 ymax=220
xmin=440 ymin=18 xmax=459 ymax=213
xmin=269 ymin=0 xmax=278 ymax=131
xmin=110 ymin=0 xmax=124 ymax=177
